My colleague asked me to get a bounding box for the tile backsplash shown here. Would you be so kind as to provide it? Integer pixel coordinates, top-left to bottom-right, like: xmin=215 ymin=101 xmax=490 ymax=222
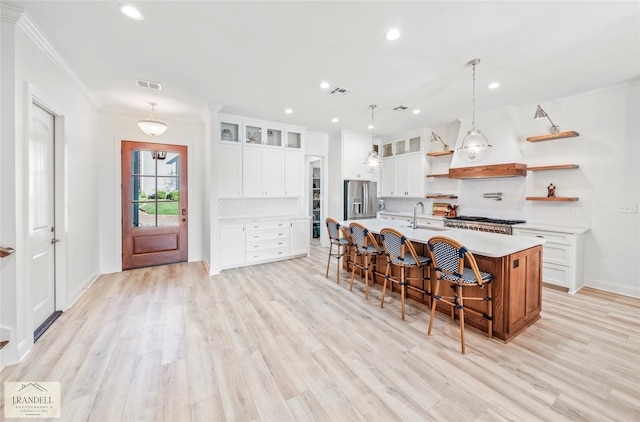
xmin=382 ymin=178 xmax=590 ymax=227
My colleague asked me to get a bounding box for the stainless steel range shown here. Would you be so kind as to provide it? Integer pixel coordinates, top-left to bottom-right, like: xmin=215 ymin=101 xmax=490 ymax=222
xmin=444 ymin=215 xmax=526 ymax=235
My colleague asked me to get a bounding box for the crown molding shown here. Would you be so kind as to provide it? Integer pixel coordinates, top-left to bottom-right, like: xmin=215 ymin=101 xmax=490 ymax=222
xmin=0 ymin=4 xmax=22 ymax=24
xmin=10 ymin=8 xmax=98 ymax=107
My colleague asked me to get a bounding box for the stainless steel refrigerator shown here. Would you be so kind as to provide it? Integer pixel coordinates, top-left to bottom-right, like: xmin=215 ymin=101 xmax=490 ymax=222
xmin=344 ymin=180 xmax=377 ymax=220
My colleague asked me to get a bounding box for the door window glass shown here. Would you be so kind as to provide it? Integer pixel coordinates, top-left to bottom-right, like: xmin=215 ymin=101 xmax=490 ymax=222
xmin=131 ymin=149 xmax=180 ymax=227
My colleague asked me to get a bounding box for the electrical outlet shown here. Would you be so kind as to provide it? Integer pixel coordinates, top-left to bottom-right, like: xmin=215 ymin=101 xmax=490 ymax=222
xmin=618 ymin=203 xmax=637 ymax=213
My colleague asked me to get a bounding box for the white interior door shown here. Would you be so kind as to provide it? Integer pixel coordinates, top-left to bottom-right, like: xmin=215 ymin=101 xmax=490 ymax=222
xmin=30 ymin=103 xmax=56 ymax=332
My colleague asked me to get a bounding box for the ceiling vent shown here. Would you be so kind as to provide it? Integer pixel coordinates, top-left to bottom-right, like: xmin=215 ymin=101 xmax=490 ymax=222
xmin=393 ymin=105 xmax=409 ymax=111
xmin=329 ymin=87 xmax=351 ymax=96
xmin=136 ymin=79 xmax=162 ymax=90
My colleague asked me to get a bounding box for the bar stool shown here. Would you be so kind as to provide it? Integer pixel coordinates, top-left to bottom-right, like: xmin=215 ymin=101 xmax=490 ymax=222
xmin=426 ymin=236 xmax=493 ymax=354
xmin=348 ymin=222 xmax=382 ymax=299
xmin=379 ymin=228 xmax=432 ymax=320
xmin=325 ymin=218 xmax=352 ymax=284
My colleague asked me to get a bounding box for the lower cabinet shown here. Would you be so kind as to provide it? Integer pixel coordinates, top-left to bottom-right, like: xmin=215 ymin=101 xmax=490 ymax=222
xmin=220 ymin=218 xmax=309 ymax=270
xmin=512 ymin=227 xmax=585 ymax=294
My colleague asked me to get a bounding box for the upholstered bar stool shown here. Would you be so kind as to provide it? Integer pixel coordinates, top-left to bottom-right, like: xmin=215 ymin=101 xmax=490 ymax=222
xmin=348 ymin=222 xmax=383 ymax=299
xmin=426 ymin=236 xmax=493 ymax=354
xmin=325 ymin=218 xmax=352 ymax=284
xmin=379 ymin=228 xmax=432 ymax=320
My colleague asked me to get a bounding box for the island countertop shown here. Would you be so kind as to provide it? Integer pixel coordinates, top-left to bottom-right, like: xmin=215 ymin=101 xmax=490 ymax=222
xmin=341 ymin=218 xmax=544 ymax=257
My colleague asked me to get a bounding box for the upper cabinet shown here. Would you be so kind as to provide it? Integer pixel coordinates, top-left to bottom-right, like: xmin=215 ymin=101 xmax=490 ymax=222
xmin=342 ymin=130 xmax=374 ymax=180
xmin=378 ymin=130 xmax=428 ymax=198
xmin=216 ymin=113 xmax=306 ymax=198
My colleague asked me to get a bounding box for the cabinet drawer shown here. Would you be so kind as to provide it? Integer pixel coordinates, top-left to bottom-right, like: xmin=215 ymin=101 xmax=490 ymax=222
xmin=542 ymin=262 xmax=570 ymax=289
xmin=246 ymin=238 xmax=289 ymax=252
xmin=542 ymin=242 xmax=572 ymax=266
xmin=246 ymin=221 xmax=289 ymax=232
xmin=246 ymin=228 xmax=289 ymax=241
xmin=513 ymin=229 xmax=574 ymax=245
xmin=246 ymin=247 xmax=289 ymax=263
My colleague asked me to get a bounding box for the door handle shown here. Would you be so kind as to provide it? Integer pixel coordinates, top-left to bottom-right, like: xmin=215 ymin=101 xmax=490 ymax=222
xmin=51 ymin=239 xmax=61 ymax=244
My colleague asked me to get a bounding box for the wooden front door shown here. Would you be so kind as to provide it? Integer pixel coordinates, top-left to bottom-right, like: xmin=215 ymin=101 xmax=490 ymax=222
xmin=121 ymin=141 xmax=188 ymax=270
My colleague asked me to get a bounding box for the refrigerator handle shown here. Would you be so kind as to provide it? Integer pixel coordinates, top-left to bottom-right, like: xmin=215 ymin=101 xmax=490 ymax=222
xmin=363 ymin=183 xmax=368 ymax=215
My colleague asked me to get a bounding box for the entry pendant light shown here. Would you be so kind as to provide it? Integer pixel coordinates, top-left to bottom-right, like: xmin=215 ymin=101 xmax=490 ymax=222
xmin=364 ymin=104 xmax=382 ymax=173
xmin=138 ymin=102 xmax=168 ymax=136
xmin=458 ymin=59 xmax=491 ymax=162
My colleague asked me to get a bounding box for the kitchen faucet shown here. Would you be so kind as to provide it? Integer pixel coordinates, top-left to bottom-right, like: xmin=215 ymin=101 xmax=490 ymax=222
xmin=413 ymin=202 xmax=424 ymax=229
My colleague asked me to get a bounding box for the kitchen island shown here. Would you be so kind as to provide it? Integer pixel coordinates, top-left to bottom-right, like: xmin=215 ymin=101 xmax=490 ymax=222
xmin=342 ymin=218 xmax=545 ymax=342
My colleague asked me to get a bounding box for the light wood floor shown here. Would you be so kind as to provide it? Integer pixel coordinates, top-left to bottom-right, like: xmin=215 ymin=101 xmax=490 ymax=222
xmin=2 ymin=242 xmax=639 ymax=421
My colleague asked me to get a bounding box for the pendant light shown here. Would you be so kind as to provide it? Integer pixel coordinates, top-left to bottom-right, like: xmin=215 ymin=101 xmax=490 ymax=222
xmin=363 ymin=104 xmax=383 ymax=173
xmin=138 ymin=102 xmax=168 ymax=136
xmin=458 ymin=59 xmax=491 ymax=162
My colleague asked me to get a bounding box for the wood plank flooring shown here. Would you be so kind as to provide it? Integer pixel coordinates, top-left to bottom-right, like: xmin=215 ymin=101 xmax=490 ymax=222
xmin=2 ymin=242 xmax=639 ymax=421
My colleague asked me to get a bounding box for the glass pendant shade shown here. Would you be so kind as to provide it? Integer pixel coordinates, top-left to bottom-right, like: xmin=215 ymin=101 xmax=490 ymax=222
xmin=457 ymin=58 xmax=491 ymax=162
xmin=138 ymin=102 xmax=168 ymax=136
xmin=364 ymin=150 xmax=383 ymax=173
xmin=459 ymin=128 xmax=491 ymax=162
xmin=364 ymin=104 xmax=382 ymax=173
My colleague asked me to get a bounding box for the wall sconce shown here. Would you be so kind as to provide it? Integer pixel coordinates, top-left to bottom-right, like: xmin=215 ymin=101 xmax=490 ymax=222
xmin=151 ymin=151 xmax=167 ymax=160
xmin=534 ymin=105 xmax=560 ymax=134
xmin=430 ymin=132 xmax=449 ymax=151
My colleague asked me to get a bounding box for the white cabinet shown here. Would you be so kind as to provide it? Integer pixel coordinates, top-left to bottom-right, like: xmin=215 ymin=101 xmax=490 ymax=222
xmin=394 ymin=153 xmax=425 ymax=197
xmin=380 ymin=158 xmax=395 ymax=196
xmin=245 ymin=220 xmax=289 ymax=263
xmin=218 ymin=144 xmax=242 ymax=198
xmin=342 ymin=131 xmax=374 ymax=180
xmin=243 ymin=147 xmax=283 ymax=197
xmin=289 ymin=219 xmax=310 ymax=256
xmin=284 ymin=150 xmax=304 ymax=197
xmin=513 ymin=227 xmax=585 ymax=294
xmin=220 ymin=223 xmax=246 ymax=269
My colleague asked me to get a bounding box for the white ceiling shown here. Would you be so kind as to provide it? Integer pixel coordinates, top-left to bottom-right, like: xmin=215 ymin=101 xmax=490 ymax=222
xmin=6 ymin=1 xmax=640 ymax=138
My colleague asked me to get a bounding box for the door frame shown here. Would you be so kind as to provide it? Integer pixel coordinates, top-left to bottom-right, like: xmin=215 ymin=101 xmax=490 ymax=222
xmin=25 ymin=83 xmax=67 ymax=331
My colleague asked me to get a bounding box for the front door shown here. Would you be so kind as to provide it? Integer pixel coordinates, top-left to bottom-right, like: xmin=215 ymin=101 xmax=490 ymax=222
xmin=29 ymin=103 xmax=57 ymax=333
xmin=121 ymin=141 xmax=188 ymax=270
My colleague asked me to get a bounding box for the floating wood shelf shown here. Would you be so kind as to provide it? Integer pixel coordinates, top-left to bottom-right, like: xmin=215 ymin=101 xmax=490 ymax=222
xmin=527 ymin=164 xmax=579 ymax=171
xmin=526 ymin=131 xmax=579 ymax=142
xmin=449 ymin=163 xmax=527 ymax=179
xmin=426 ymin=150 xmax=454 ymax=157
xmin=426 ymin=195 xmax=458 ymax=199
xmin=526 ymin=197 xmax=579 ymax=202
xmin=426 ymin=173 xmax=449 ymax=178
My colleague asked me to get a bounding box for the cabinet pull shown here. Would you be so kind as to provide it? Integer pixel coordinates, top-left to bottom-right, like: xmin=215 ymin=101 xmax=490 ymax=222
xmin=536 ymin=235 xmax=544 ymax=238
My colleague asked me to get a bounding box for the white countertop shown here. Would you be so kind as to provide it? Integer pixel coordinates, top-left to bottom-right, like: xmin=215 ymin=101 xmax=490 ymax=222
xmin=379 ymin=211 xmax=444 ymax=221
xmin=342 ymin=218 xmax=544 ymax=258
xmin=219 ymin=215 xmax=311 ymax=223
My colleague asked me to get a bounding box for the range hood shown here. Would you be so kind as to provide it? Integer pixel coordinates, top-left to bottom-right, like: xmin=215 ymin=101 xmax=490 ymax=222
xmin=449 ymin=163 xmax=527 ymax=179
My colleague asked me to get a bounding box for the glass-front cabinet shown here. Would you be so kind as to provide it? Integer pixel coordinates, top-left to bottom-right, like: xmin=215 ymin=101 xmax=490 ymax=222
xmin=286 ymin=130 xmax=303 ymax=149
xmin=220 ymin=119 xmax=241 ymax=143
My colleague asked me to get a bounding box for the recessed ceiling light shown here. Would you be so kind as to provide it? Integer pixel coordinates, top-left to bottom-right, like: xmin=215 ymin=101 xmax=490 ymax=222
xmin=331 ymin=118 xmax=339 ymax=123
xmin=488 ymin=82 xmax=500 ymax=90
xmin=384 ymin=28 xmax=400 ymax=41
xmin=320 ymin=81 xmax=330 ymax=90
xmin=120 ymin=5 xmax=144 ymax=20
xmin=285 ymin=108 xmax=293 ymax=114
xmin=412 ymin=109 xmax=421 ymax=114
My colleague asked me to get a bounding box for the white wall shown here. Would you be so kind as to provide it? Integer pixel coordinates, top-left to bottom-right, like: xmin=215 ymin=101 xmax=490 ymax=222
xmin=1 ymin=9 xmax=101 ymax=368
xmin=97 ymin=112 xmax=205 ymax=274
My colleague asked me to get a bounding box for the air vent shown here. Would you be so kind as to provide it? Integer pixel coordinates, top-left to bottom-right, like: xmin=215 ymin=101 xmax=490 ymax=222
xmin=136 ymin=79 xmax=162 ymax=90
xmin=393 ymin=105 xmax=409 ymax=111
xmin=329 ymin=87 xmax=351 ymax=96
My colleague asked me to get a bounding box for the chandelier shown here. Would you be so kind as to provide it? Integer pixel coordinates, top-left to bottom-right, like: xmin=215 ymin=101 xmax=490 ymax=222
xmin=138 ymin=102 xmax=168 ymax=136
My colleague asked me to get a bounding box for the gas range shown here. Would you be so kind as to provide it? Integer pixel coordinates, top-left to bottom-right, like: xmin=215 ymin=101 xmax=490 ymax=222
xmin=444 ymin=215 xmax=526 ymax=235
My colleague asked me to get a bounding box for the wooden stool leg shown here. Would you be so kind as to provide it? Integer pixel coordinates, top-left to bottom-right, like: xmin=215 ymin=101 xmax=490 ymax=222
xmin=458 ymin=284 xmax=465 ymax=354
xmin=380 ymin=261 xmax=390 ymax=308
xmin=428 ymin=278 xmax=440 ymax=335
xmin=350 ymin=251 xmax=357 ymax=291
xmin=364 ymin=254 xmax=369 ymax=299
xmin=401 ymin=266 xmax=406 ymax=320
xmin=325 ymin=243 xmax=333 ymax=278
xmin=487 ymin=283 xmax=493 ymax=339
